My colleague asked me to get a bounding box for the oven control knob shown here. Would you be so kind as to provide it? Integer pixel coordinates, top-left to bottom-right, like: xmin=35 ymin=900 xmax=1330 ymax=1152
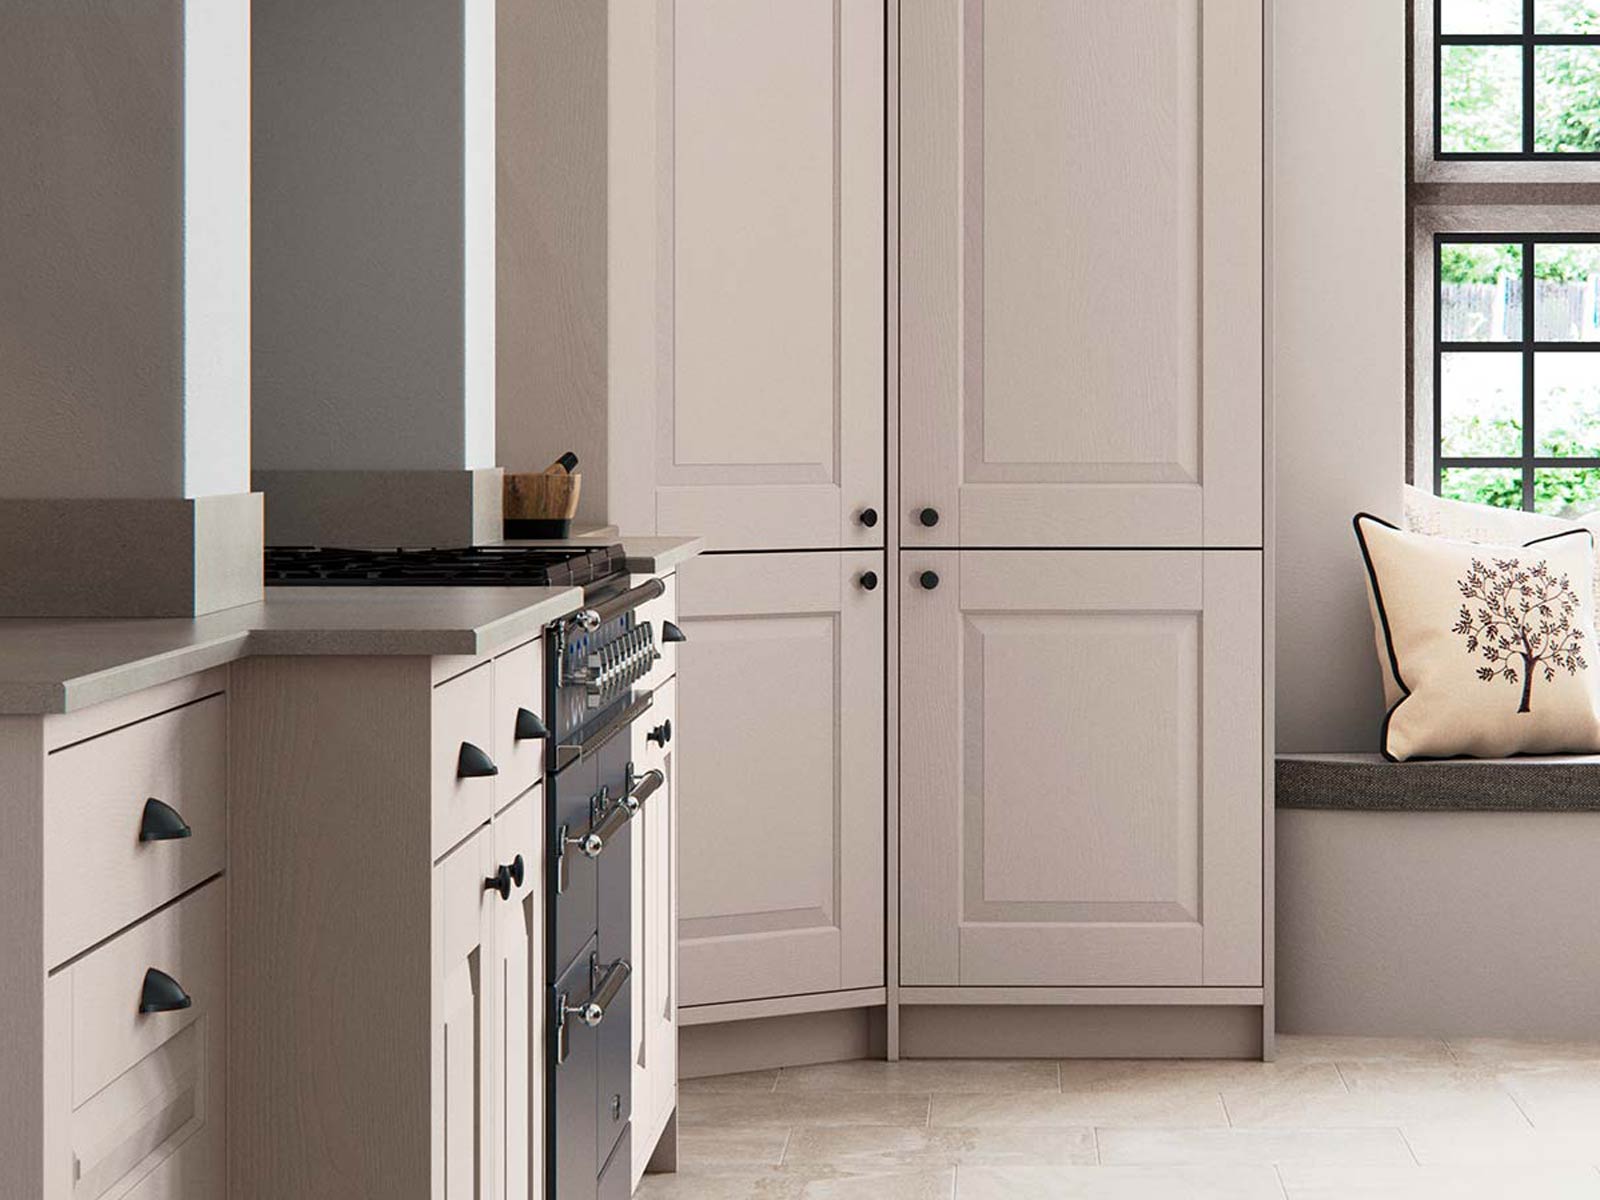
xmin=573 ymin=609 xmax=602 ymax=633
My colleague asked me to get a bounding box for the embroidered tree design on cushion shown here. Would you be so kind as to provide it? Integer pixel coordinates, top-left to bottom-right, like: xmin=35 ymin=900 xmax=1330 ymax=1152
xmin=1452 ymin=557 xmax=1588 ymax=714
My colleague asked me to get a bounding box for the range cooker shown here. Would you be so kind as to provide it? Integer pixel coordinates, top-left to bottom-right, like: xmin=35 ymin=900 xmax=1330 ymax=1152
xmin=265 ymin=543 xmax=680 ymax=1200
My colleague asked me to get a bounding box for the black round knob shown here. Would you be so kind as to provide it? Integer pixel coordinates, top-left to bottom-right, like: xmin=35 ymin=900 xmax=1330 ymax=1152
xmin=919 ymin=507 xmax=940 ymax=528
xmin=509 ymin=854 xmax=525 ymax=889
xmin=859 ymin=507 xmax=879 ymax=528
xmin=486 ymin=865 xmax=512 ymax=900
xmin=647 ymin=719 xmax=673 ymax=747
xmin=919 ymin=570 xmax=940 ymax=590
xmin=859 ymin=571 xmax=879 ymax=591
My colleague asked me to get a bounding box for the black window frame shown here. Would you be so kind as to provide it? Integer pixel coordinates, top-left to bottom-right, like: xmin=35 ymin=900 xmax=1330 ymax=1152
xmin=1435 ymin=231 xmax=1600 ymax=510
xmin=1436 ymin=0 xmax=1600 ymax=160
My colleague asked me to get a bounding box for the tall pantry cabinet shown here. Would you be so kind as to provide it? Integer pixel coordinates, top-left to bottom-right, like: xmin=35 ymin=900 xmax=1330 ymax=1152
xmin=609 ymin=0 xmax=1269 ymax=1050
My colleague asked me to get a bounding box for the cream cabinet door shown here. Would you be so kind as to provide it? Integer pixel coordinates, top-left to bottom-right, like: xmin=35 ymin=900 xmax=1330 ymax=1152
xmin=433 ymin=825 xmax=495 ymax=1200
xmin=900 ymin=0 xmax=1263 ymax=548
xmin=900 ymin=551 xmax=1263 ymax=987
xmin=626 ymin=0 xmax=885 ymax=551
xmin=492 ymin=792 xmax=542 ymax=1200
xmin=676 ymin=552 xmax=884 ymax=1006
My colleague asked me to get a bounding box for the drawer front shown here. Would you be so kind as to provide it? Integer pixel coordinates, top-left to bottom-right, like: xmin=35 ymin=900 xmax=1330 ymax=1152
xmin=44 ymin=694 xmax=228 ymax=967
xmin=633 ymin=573 xmax=677 ymax=695
xmin=50 ymin=879 xmax=226 ymax=1200
xmin=493 ymin=638 xmax=545 ymax=810
xmin=432 ymin=662 xmax=497 ymax=859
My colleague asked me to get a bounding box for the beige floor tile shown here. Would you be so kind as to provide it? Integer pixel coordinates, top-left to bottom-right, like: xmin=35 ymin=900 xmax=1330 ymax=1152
xmin=1221 ymin=1086 xmax=1531 ymax=1129
xmin=1096 ymin=1127 xmax=1413 ymax=1167
xmin=676 ymin=1124 xmax=795 ymax=1167
xmin=635 ymin=1164 xmax=957 ymax=1199
xmin=779 ymin=1059 xmax=1059 ymax=1094
xmin=1496 ymin=1066 xmax=1600 ymax=1129
xmin=932 ymin=1091 xmax=1229 ymax=1129
xmin=1448 ymin=1039 xmax=1600 ymax=1068
xmin=954 ymin=1164 xmax=1286 ymax=1199
xmin=680 ymin=1091 xmax=933 ymax=1130
xmin=1058 ymin=1060 xmax=1344 ymax=1100
xmin=1278 ymin=1164 xmax=1600 ymax=1199
xmin=680 ymin=1068 xmax=782 ymax=1094
xmin=1274 ymin=1036 xmax=1455 ymax=1064
xmin=1335 ymin=1061 xmax=1507 ymax=1093
xmin=634 ymin=1170 xmax=801 ymax=1199
xmin=1402 ymin=1122 xmax=1600 ymax=1166
xmin=799 ymin=1168 xmax=958 ymax=1199
xmin=783 ymin=1125 xmax=1098 ymax=1169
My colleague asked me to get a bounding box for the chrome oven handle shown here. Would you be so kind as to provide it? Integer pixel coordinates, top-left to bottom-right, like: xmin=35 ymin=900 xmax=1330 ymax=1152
xmin=619 ymin=768 xmax=664 ymax=817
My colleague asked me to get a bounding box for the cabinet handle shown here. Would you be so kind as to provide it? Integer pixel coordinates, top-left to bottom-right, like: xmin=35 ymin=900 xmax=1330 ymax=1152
xmin=661 ymin=620 xmax=687 ymax=644
xmin=858 ymin=571 xmax=879 ymax=592
xmin=509 ymin=853 xmax=525 ymax=888
xmin=514 ymin=707 xmax=549 ymax=741
xmin=919 ymin=570 xmax=941 ymax=591
xmin=858 ymin=507 xmax=879 ymax=528
xmin=138 ymin=798 xmax=192 ymax=842
xmin=918 ymin=507 xmax=940 ymax=527
xmin=457 ymin=742 xmax=499 ymax=779
xmin=646 ymin=719 xmax=672 ymax=747
xmin=486 ymin=864 xmax=512 ymax=900
xmin=138 ymin=967 xmax=193 ymax=1014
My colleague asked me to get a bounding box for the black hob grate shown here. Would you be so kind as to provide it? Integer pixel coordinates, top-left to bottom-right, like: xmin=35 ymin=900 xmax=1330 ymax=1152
xmin=264 ymin=543 xmax=628 ymax=588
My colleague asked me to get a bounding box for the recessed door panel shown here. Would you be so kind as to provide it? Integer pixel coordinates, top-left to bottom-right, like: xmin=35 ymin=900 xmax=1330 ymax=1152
xmin=901 ymin=0 xmax=1262 ymax=547
xmin=900 ymin=551 xmax=1263 ymax=987
xmin=675 ymin=551 xmax=884 ymax=1006
xmin=648 ymin=0 xmax=885 ymax=550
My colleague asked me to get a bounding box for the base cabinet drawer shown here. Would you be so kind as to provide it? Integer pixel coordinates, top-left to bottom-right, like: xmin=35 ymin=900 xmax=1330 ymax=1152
xmin=433 ymin=663 xmax=498 ymax=859
xmin=45 ymin=878 xmax=226 ymax=1200
xmin=44 ymin=693 xmax=228 ymax=967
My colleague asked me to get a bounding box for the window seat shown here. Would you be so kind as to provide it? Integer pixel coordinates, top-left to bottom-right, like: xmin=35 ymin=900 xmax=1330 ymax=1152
xmin=1276 ymin=752 xmax=1600 ymax=812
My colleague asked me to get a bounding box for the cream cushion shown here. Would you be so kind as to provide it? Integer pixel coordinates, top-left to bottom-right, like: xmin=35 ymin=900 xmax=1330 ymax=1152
xmin=1355 ymin=513 xmax=1600 ymax=762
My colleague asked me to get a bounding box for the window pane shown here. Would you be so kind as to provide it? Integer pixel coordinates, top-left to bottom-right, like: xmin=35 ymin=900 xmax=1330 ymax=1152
xmin=1535 ymin=468 xmax=1600 ymax=515
xmin=1442 ymin=466 xmax=1524 ymax=508
xmin=1536 ymin=354 xmax=1600 ymax=454
xmin=1444 ymin=0 xmax=1524 ymax=33
xmin=1441 ymin=45 xmax=1525 ymax=153
xmin=1535 ymin=0 xmax=1600 ymax=33
xmin=1441 ymin=352 xmax=1524 ymax=457
xmin=1533 ymin=244 xmax=1600 ymax=341
xmin=1439 ymin=243 xmax=1524 ymax=341
xmin=1535 ymin=46 xmax=1600 ymax=153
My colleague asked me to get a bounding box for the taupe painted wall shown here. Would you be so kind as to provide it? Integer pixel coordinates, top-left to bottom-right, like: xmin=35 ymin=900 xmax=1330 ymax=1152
xmin=1272 ymin=1 xmax=1407 ymax=753
xmin=251 ymin=0 xmax=496 ymax=473
xmin=0 ymin=2 xmax=251 ymax=501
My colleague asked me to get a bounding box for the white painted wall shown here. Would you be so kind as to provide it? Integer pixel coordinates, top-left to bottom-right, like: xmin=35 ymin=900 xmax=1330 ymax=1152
xmin=252 ymin=0 xmax=496 ymax=472
xmin=0 ymin=2 xmax=251 ymax=501
xmin=1272 ymin=0 xmax=1408 ymax=753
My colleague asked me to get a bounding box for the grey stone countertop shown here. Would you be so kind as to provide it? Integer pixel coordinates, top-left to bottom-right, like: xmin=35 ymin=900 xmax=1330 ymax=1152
xmin=494 ymin=533 xmax=705 ymax=575
xmin=0 ymin=585 xmax=586 ymax=715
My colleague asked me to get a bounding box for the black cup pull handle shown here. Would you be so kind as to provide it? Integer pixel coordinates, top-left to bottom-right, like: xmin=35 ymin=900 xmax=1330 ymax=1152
xmin=514 ymin=708 xmax=549 ymax=741
xmin=661 ymin=621 xmax=687 ymax=644
xmin=139 ymin=967 xmax=193 ymax=1014
xmin=457 ymin=742 xmax=499 ymax=779
xmin=139 ymin=798 xmax=192 ymax=842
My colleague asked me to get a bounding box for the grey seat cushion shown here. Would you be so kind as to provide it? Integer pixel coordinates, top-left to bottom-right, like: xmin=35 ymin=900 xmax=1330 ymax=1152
xmin=1277 ymin=753 xmax=1600 ymax=812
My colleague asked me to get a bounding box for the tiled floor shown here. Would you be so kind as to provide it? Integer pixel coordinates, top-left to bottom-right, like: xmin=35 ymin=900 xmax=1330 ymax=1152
xmin=635 ymin=1036 xmax=1600 ymax=1198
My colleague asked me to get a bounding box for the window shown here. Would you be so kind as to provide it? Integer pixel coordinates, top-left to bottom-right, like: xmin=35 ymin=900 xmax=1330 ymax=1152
xmin=1436 ymin=0 xmax=1600 ymax=158
xmin=1435 ymin=235 xmax=1600 ymax=512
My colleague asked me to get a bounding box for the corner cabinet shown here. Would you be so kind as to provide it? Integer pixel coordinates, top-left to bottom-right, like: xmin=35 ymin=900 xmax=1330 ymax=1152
xmin=900 ymin=0 xmax=1263 ymax=549
xmin=674 ymin=553 xmax=885 ymax=1007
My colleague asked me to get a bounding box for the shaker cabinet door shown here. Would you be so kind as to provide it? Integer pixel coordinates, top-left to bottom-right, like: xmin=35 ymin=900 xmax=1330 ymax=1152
xmin=675 ymin=552 xmax=885 ymax=1006
xmin=619 ymin=0 xmax=885 ymax=551
xmin=900 ymin=0 xmax=1263 ymax=548
xmin=492 ymin=792 xmax=542 ymax=1200
xmin=899 ymin=551 xmax=1263 ymax=988
xmin=434 ymin=825 xmax=496 ymax=1200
